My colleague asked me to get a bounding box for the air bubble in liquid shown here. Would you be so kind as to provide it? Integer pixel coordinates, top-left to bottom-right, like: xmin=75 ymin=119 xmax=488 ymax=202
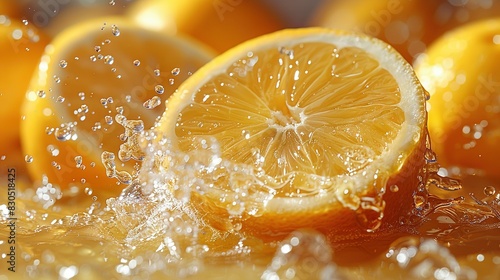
xmin=484 ymin=186 xmax=496 ymax=196
xmin=37 ymin=90 xmax=46 ymax=98
xmin=154 ymin=69 xmax=160 ymax=76
xmin=133 ymin=59 xmax=140 ymax=66
xmin=262 ymin=230 xmax=343 ymax=280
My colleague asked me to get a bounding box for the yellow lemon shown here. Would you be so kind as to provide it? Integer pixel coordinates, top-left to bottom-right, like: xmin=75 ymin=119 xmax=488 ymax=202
xmin=311 ymin=0 xmax=500 ymax=63
xmin=127 ymin=0 xmax=285 ymax=53
xmin=147 ymin=28 xmax=427 ymax=243
xmin=21 ymin=17 xmax=214 ymax=196
xmin=415 ymin=18 xmax=500 ymax=178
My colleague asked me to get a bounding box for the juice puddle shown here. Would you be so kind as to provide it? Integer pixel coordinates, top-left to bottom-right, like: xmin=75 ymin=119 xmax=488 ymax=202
xmin=2 ymin=134 xmax=500 ymax=280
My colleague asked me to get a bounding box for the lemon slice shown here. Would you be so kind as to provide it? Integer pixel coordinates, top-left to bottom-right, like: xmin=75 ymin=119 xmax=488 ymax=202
xmin=21 ymin=17 xmax=214 ymax=196
xmin=152 ymin=28 xmax=427 ymax=240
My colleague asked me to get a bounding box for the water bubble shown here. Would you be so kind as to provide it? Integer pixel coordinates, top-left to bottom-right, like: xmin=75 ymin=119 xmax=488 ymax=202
xmin=92 ymin=122 xmax=102 ymax=131
xmin=90 ymin=55 xmax=97 ymax=62
xmin=56 ymin=96 xmax=65 ymax=103
xmin=94 ymin=45 xmax=101 ymax=53
xmin=133 ymin=59 xmax=140 ymax=66
xmin=414 ymin=195 xmax=426 ymax=209
xmin=104 ymin=55 xmax=114 ymax=65
xmin=53 ymin=75 xmax=61 ymax=83
xmin=143 ymin=96 xmax=161 ymax=109
xmin=390 ymin=185 xmax=399 ymax=193
xmin=37 ymin=90 xmax=46 ymax=98
xmin=154 ymin=69 xmax=160 ymax=76
xmin=171 ymin=67 xmax=180 ymax=76
xmin=484 ymin=186 xmax=496 ymax=196
xmin=59 ymin=60 xmax=67 ymax=68
xmin=155 ymin=85 xmax=164 ymax=94
xmin=116 ymin=106 xmax=124 ymax=114
xmin=169 ymin=78 xmax=175 ymax=85
xmin=74 ymin=156 xmax=83 ymax=168
xmin=109 ymin=0 xmax=116 ymax=5
xmin=279 ymin=46 xmax=294 ymax=58
xmin=22 ymin=19 xmax=28 ymax=25
xmin=105 ymin=115 xmax=113 ymax=125
xmin=54 ymin=122 xmax=78 ymax=141
xmin=78 ymin=92 xmax=85 ymax=100
xmin=25 ymin=155 xmax=33 ymax=163
xmin=111 ymin=25 xmax=120 ymax=36
xmin=125 ymin=95 xmax=131 ymax=103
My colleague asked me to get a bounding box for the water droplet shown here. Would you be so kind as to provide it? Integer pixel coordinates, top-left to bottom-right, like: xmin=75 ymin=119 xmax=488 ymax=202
xmin=414 ymin=195 xmax=426 ymax=209
xmin=279 ymin=46 xmax=294 ymax=58
xmin=25 ymin=155 xmax=33 ymax=163
xmin=171 ymin=67 xmax=180 ymax=76
xmin=390 ymin=185 xmax=399 ymax=193
xmin=104 ymin=55 xmax=114 ymax=65
xmin=78 ymin=92 xmax=85 ymax=100
xmin=59 ymin=60 xmax=67 ymax=68
xmin=74 ymin=156 xmax=83 ymax=168
xmin=53 ymin=75 xmax=61 ymax=84
xmin=125 ymin=95 xmax=131 ymax=103
xmin=54 ymin=122 xmax=77 ymax=141
xmin=133 ymin=59 xmax=140 ymax=66
xmin=22 ymin=19 xmax=28 ymax=25
xmin=116 ymin=106 xmax=124 ymax=114
xmin=105 ymin=115 xmax=113 ymax=125
xmin=143 ymin=96 xmax=161 ymax=109
xmin=92 ymin=122 xmax=102 ymax=131
xmin=56 ymin=96 xmax=65 ymax=103
xmin=169 ymin=78 xmax=175 ymax=85
xmin=155 ymin=85 xmax=164 ymax=94
xmin=154 ymin=69 xmax=160 ymax=76
xmin=111 ymin=25 xmax=120 ymax=36
xmin=90 ymin=55 xmax=97 ymax=62
xmin=37 ymin=90 xmax=46 ymax=98
xmin=109 ymin=0 xmax=115 ymax=5
xmin=484 ymin=186 xmax=496 ymax=196
xmin=94 ymin=45 xmax=101 ymax=52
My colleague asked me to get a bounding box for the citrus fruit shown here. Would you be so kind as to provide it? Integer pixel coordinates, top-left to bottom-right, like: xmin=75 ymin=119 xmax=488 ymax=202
xmin=21 ymin=17 xmax=214 ymax=195
xmin=0 ymin=0 xmax=25 ymax=18
xmin=126 ymin=0 xmax=285 ymax=53
xmin=149 ymin=27 xmax=427 ymax=242
xmin=414 ymin=18 xmax=500 ymax=178
xmin=0 ymin=17 xmax=48 ymax=169
xmin=311 ymin=0 xmax=500 ymax=63
xmin=29 ymin=0 xmax=132 ymax=37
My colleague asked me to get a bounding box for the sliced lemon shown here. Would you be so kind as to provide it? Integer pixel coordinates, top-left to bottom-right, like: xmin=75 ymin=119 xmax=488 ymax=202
xmin=21 ymin=17 xmax=215 ymax=196
xmin=149 ymin=28 xmax=427 ymax=241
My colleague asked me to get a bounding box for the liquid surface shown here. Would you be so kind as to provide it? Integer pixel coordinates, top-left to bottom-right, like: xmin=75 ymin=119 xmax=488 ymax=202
xmin=2 ymin=133 xmax=500 ymax=279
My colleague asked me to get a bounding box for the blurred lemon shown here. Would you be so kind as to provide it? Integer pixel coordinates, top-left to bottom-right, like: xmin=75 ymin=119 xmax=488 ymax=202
xmin=415 ymin=18 xmax=500 ymax=177
xmin=311 ymin=0 xmax=500 ymax=63
xmin=0 ymin=17 xmax=48 ymax=172
xmin=127 ymin=0 xmax=285 ymax=53
xmin=150 ymin=28 xmax=427 ymax=242
xmin=21 ymin=17 xmax=214 ymax=196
